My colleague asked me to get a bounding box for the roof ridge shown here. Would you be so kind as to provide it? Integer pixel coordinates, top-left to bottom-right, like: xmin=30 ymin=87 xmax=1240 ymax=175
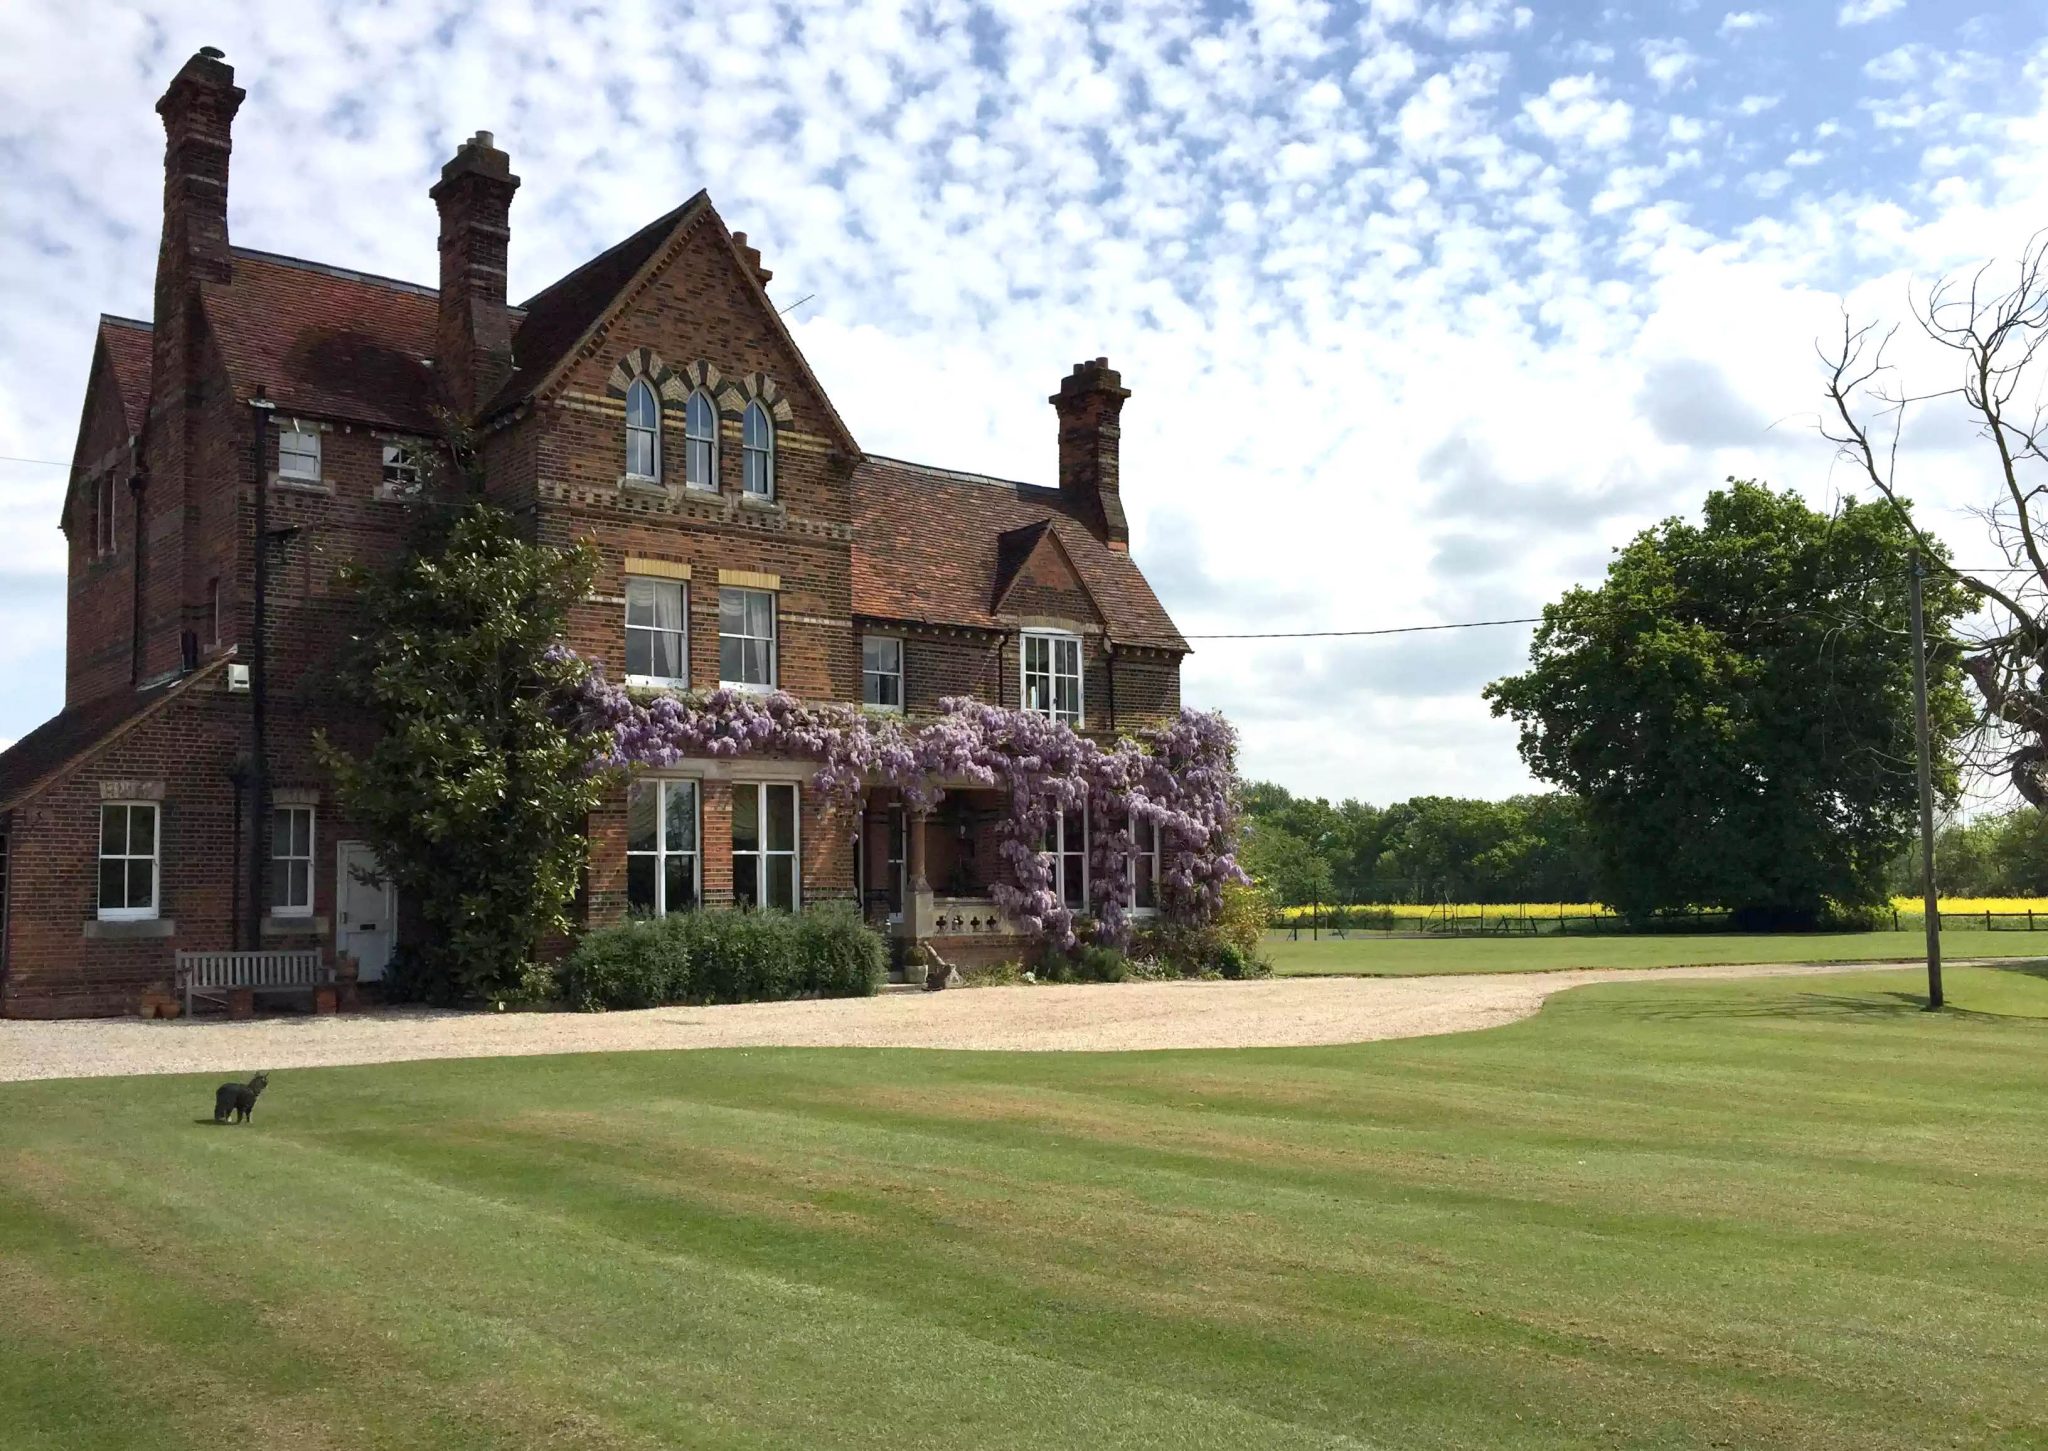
xmin=512 ymin=197 xmax=701 ymax=311
xmin=864 ymin=452 xmax=1057 ymax=494
xmin=230 ymin=246 xmax=442 ymax=301
xmin=100 ymin=313 xmax=153 ymax=332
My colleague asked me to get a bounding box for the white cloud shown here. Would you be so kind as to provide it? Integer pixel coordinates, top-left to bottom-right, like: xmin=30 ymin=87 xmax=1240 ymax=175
xmin=1640 ymin=38 xmax=1700 ymax=94
xmin=1838 ymin=0 xmax=1904 ymax=25
xmin=1524 ymin=75 xmax=1635 ymax=149
xmin=1736 ymin=93 xmax=1782 ymax=115
xmin=1351 ymin=40 xmax=1419 ymax=99
xmin=1719 ymin=10 xmax=1773 ymax=35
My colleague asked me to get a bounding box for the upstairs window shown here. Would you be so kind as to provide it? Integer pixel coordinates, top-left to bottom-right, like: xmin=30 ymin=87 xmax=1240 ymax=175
xmin=381 ymin=442 xmax=423 ymax=496
xmin=684 ymin=390 xmax=718 ymax=489
xmin=719 ymin=587 xmax=777 ymax=690
xmin=94 ymin=474 xmax=117 ymax=556
xmin=625 ymin=379 xmax=661 ymax=481
xmin=278 ymin=427 xmax=321 ymax=481
xmin=98 ymin=802 xmax=159 ymax=921
xmin=862 ymin=636 xmax=903 ymax=711
xmin=625 ymin=577 xmax=688 ymax=686
xmin=271 ymin=805 xmax=314 ymax=917
xmin=742 ymin=400 xmax=774 ymax=498
xmin=627 ymin=778 xmax=699 ymax=916
xmin=1022 ymin=630 xmax=1083 ymax=726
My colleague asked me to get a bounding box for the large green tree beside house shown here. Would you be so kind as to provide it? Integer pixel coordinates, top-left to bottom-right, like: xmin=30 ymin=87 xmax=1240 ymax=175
xmin=1485 ymin=481 xmax=1973 ymax=926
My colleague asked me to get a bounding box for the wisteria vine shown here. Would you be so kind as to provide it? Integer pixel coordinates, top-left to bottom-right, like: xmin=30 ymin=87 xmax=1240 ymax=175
xmin=558 ymin=655 xmax=1245 ymax=947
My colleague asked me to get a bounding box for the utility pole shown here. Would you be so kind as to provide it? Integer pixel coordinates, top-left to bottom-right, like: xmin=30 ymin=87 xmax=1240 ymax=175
xmin=1908 ymin=550 xmax=1943 ymax=1010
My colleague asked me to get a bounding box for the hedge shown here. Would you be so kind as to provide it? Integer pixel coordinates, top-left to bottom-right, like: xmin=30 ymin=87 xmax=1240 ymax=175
xmin=558 ymin=905 xmax=885 ymax=1011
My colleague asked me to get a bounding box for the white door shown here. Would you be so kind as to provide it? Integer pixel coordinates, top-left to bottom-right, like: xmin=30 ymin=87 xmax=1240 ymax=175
xmin=336 ymin=841 xmax=396 ymax=982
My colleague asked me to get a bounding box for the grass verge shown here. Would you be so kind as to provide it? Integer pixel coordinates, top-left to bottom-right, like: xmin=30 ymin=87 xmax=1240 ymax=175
xmin=2 ymin=966 xmax=2046 ymax=1448
xmin=1264 ymin=926 xmax=2048 ymax=975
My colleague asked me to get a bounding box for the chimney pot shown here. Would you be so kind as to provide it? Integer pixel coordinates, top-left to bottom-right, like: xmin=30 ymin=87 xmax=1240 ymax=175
xmin=199 ymin=45 xmax=225 ymax=59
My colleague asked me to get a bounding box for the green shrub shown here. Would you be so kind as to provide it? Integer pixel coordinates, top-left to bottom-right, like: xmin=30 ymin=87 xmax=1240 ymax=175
xmin=961 ymin=961 xmax=1023 ymax=987
xmin=1034 ymin=940 xmax=1131 ymax=983
xmin=1130 ymin=910 xmax=1272 ymax=980
xmin=559 ymin=906 xmax=884 ymax=1011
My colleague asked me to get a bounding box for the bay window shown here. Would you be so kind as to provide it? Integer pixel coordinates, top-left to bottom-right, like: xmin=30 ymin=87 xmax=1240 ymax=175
xmin=1042 ymin=805 xmax=1087 ymax=909
xmin=627 ymin=778 xmax=700 ymax=916
xmin=733 ymin=782 xmax=799 ymax=910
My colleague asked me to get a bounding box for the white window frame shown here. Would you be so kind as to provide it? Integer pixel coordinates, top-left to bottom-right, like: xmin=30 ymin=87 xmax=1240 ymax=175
xmin=742 ymin=400 xmax=775 ymax=499
xmin=1128 ymin=815 xmax=1161 ymax=916
xmin=684 ymin=389 xmax=719 ymax=491
xmin=624 ymin=576 xmax=689 ymax=688
xmin=733 ymin=781 xmax=800 ymax=911
xmin=1042 ymin=804 xmax=1088 ymax=911
xmin=380 ymin=441 xmax=423 ymax=496
xmin=625 ymin=379 xmax=661 ymax=482
xmin=97 ymin=802 xmax=160 ymax=922
xmin=1022 ymin=630 xmax=1084 ymax=727
xmin=271 ymin=804 xmax=315 ymax=918
xmin=862 ymin=635 xmax=904 ymax=712
xmin=278 ymin=427 xmax=322 ymax=482
xmin=719 ymin=586 xmax=778 ymax=692
xmin=627 ymin=778 xmax=700 ymax=916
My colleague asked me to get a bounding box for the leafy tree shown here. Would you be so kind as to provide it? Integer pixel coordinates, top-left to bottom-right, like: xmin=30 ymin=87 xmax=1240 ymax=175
xmin=318 ymin=459 xmax=605 ymax=1003
xmin=1238 ymin=820 xmax=1335 ymax=907
xmin=1485 ymin=480 xmax=1972 ymax=926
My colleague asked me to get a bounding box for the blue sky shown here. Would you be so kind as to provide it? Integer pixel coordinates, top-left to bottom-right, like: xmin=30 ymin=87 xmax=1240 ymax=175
xmin=3 ymin=0 xmax=2047 ymax=804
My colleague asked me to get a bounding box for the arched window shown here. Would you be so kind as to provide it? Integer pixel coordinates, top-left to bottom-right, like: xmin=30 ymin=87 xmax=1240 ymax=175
xmin=685 ymin=390 xmax=717 ymax=489
xmin=625 ymin=379 xmax=660 ymax=481
xmin=742 ymin=400 xmax=774 ymax=498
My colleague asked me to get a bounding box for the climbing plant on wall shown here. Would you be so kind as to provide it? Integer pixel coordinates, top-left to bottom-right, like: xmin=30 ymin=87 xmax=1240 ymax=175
xmin=561 ymin=660 xmax=1245 ymax=947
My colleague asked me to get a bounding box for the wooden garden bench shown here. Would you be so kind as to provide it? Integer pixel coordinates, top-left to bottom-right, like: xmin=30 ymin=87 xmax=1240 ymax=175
xmin=175 ymin=949 xmax=333 ymax=1017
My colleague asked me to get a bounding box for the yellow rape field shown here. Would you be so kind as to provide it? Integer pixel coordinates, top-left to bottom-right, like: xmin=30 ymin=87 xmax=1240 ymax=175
xmin=1277 ymin=897 xmax=2048 ymax=921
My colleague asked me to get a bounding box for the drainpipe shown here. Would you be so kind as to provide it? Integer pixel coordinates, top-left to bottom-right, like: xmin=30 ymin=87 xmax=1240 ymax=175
xmin=245 ymin=391 xmax=275 ymax=951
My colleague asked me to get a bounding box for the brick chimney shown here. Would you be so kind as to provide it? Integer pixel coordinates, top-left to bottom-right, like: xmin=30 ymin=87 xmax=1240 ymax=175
xmin=730 ymin=231 xmax=774 ymax=288
xmin=153 ymin=47 xmax=243 ymax=342
xmin=430 ymin=130 xmax=520 ymax=415
xmin=1051 ymin=358 xmax=1132 ymax=550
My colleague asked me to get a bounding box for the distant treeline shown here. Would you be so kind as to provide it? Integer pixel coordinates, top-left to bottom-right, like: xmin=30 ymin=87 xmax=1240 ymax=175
xmin=1892 ymin=808 xmax=2048 ymax=899
xmin=1238 ymin=783 xmax=1603 ymax=907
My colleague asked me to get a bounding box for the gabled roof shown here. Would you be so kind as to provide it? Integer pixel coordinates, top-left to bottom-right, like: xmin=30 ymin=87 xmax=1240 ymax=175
xmin=852 ymin=456 xmax=1187 ymax=652
xmin=202 ymin=249 xmax=446 ymax=431
xmin=483 ymin=197 xmax=703 ymax=416
xmin=0 ymin=658 xmax=228 ymax=814
xmin=99 ymin=316 xmax=153 ymax=434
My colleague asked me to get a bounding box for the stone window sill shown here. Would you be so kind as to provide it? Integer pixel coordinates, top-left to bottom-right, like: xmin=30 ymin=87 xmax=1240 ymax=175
xmin=270 ymin=472 xmax=334 ymax=495
xmin=618 ymin=475 xmax=667 ymax=495
xmin=261 ymin=914 xmax=329 ymax=936
xmin=83 ymin=918 xmax=176 ymax=941
xmin=738 ymin=494 xmax=782 ymax=512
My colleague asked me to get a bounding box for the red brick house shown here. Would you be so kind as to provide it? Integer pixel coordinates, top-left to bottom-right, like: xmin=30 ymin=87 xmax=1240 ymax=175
xmin=0 ymin=48 xmax=1189 ymax=1018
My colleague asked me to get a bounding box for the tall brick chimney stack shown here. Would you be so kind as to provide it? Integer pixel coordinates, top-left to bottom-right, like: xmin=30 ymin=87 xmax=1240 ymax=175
xmin=153 ymin=47 xmax=243 ymax=385
xmin=1051 ymin=358 xmax=1132 ymax=551
xmin=430 ymin=130 xmax=520 ymax=415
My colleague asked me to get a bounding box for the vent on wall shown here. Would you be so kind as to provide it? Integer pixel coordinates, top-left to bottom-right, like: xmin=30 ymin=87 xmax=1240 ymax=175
xmin=226 ymin=663 xmax=251 ymax=693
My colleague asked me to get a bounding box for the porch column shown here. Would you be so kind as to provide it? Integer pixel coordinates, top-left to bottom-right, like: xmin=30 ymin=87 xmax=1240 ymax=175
xmin=907 ymin=808 xmax=937 ymax=939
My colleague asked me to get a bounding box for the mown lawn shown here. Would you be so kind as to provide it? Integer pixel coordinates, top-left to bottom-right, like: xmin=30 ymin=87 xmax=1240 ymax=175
xmin=4 ymin=967 xmax=2047 ymax=1449
xmin=1266 ymin=926 xmax=2048 ymax=975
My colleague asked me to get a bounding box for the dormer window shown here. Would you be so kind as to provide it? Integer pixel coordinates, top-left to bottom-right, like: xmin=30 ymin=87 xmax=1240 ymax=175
xmin=625 ymin=379 xmax=660 ymax=482
xmin=1022 ymin=630 xmax=1083 ymax=726
xmin=742 ymin=400 xmax=774 ymax=498
xmin=684 ymin=390 xmax=717 ymax=489
xmin=278 ymin=427 xmax=321 ymax=482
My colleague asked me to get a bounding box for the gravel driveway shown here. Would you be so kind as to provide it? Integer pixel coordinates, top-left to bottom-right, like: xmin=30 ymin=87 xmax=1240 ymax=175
xmin=0 ymin=959 xmax=1931 ymax=1083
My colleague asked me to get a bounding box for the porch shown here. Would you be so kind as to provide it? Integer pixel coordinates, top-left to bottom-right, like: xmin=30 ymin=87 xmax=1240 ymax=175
xmin=856 ymin=786 xmax=1036 ymax=970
